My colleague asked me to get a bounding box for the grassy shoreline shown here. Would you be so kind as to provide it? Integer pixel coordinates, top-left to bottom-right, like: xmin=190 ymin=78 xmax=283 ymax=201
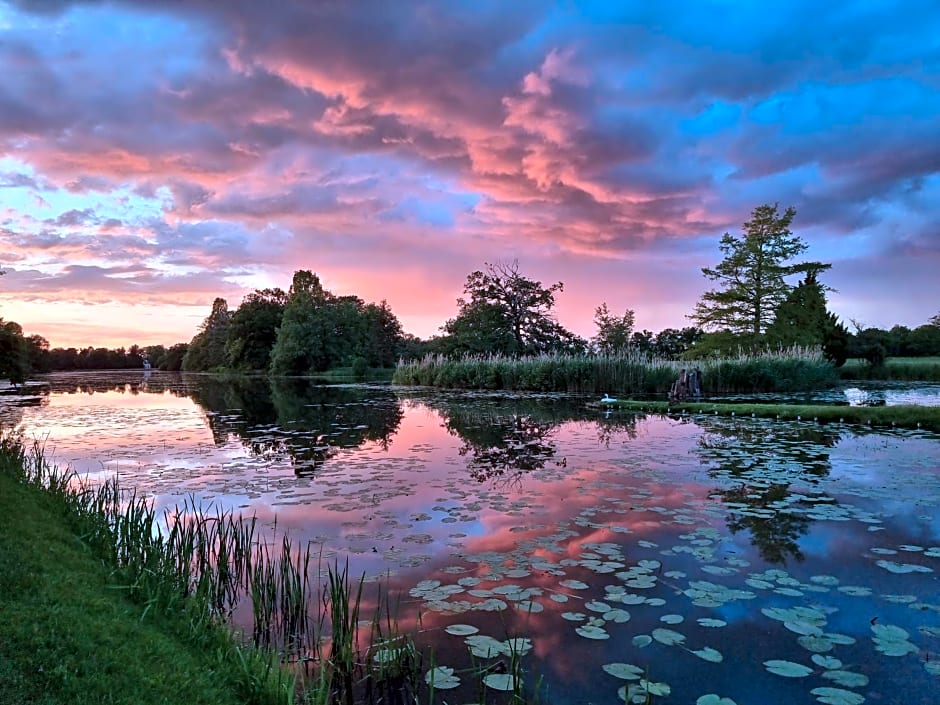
xmin=0 ymin=435 xmax=294 ymax=705
xmin=595 ymin=399 xmax=940 ymax=433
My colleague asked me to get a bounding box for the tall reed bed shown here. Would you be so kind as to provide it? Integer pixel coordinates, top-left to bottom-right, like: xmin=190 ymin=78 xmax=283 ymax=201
xmin=0 ymin=434 xmax=430 ymax=704
xmin=393 ymin=347 xmax=838 ymax=394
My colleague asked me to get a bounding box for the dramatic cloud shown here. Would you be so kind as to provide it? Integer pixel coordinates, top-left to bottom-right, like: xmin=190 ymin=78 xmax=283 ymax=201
xmin=1 ymin=0 xmax=938 ymax=346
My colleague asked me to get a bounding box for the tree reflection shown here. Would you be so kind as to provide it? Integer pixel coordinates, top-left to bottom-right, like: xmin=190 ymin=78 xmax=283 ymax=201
xmin=694 ymin=415 xmax=842 ymax=564
xmin=186 ymin=376 xmax=403 ymax=476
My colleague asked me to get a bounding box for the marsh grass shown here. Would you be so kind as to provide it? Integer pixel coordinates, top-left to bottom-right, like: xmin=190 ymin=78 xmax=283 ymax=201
xmin=393 ymin=348 xmax=837 ymax=395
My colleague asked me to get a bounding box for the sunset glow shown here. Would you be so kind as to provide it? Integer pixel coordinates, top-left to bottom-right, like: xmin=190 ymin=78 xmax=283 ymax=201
xmin=1 ymin=1 xmax=938 ymax=348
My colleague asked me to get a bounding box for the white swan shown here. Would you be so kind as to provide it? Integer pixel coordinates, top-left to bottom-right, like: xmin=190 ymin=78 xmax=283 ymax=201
xmin=601 ymin=394 xmax=617 ymax=404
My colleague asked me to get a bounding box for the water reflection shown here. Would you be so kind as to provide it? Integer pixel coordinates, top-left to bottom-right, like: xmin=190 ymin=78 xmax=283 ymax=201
xmin=187 ymin=376 xmax=403 ymax=476
xmin=8 ymin=372 xmax=940 ymax=705
xmin=694 ymin=415 xmax=842 ymax=564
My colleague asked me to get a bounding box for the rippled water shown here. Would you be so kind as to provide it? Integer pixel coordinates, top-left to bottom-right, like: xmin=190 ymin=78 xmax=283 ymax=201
xmin=3 ymin=371 xmax=939 ymax=704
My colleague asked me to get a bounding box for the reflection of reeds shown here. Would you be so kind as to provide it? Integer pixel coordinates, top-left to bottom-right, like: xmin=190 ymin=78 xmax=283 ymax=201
xmin=393 ymin=348 xmax=837 ymax=394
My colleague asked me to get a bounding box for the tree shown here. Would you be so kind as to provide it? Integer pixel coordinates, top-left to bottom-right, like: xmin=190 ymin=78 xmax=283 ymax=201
xmin=0 ymin=319 xmax=29 ymax=385
xmin=361 ymin=300 xmax=404 ymax=368
xmin=930 ymin=312 xmax=940 ymax=328
xmin=442 ymin=261 xmax=584 ymax=356
xmin=269 ymin=271 xmax=366 ymax=374
xmin=183 ymin=298 xmax=232 ymax=371
xmin=692 ymin=204 xmax=827 ymax=338
xmin=225 ymin=288 xmax=287 ymax=371
xmin=654 ymin=327 xmax=703 ymax=358
xmin=592 ymin=303 xmax=635 ymax=355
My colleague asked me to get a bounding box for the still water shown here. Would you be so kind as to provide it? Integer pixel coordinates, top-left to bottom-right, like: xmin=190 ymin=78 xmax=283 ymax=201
xmin=3 ymin=371 xmax=939 ymax=704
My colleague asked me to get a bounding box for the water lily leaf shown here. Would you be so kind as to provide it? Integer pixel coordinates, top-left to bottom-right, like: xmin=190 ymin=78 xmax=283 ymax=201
xmin=652 ymin=628 xmax=685 ymax=646
xmin=810 ymin=686 xmax=865 ymax=705
xmin=638 ymin=679 xmax=671 ymax=696
xmin=632 ymin=634 xmax=652 ymax=648
xmin=812 ymin=655 xmax=843 ymax=669
xmin=560 ymin=579 xmax=589 ymax=590
xmin=876 ymin=560 xmax=933 ymax=574
xmin=764 ymin=659 xmax=813 ymax=678
xmin=604 ymin=608 xmax=631 ymax=623
xmin=562 ymin=611 xmax=586 ymax=621
xmin=798 ymin=635 xmax=834 ymax=653
xmin=465 ymin=634 xmax=504 ymax=658
xmin=602 ymin=662 xmax=644 ymax=680
xmin=444 ymin=624 xmax=479 ymax=636
xmin=785 ymin=620 xmax=824 ymax=636
xmin=502 ymin=637 xmax=533 ymax=656
xmin=697 ymin=696 xmax=737 ymax=705
xmin=483 ymin=673 xmax=517 ymax=691
xmin=576 ymin=624 xmax=610 ymax=640
xmin=692 ymin=647 xmax=723 ymax=663
xmin=586 ymin=600 xmax=611 ymax=613
xmin=425 ymin=666 xmax=460 ymax=690
xmin=660 ymin=614 xmax=684 ymax=624
xmin=925 ymin=661 xmax=940 ymax=676
xmin=697 ymin=618 xmax=727 ymax=628
xmin=823 ymin=670 xmax=869 ymax=688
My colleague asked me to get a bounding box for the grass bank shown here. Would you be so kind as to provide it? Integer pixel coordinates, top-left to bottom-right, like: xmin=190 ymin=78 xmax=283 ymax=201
xmin=0 ymin=439 xmax=292 ymax=705
xmin=839 ymin=357 xmax=940 ymax=382
xmin=394 ymin=348 xmax=838 ymax=394
xmin=596 ymin=400 xmax=940 ymax=433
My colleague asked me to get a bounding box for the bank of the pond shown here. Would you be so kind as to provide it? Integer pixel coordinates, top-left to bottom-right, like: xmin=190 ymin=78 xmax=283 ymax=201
xmin=394 ymin=349 xmax=838 ymax=394
xmin=596 ymin=399 xmax=940 ymax=432
xmin=0 ymin=438 xmax=294 ymax=705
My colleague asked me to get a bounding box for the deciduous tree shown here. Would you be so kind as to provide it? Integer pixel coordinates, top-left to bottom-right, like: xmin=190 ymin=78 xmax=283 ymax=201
xmin=592 ymin=303 xmax=635 ymax=355
xmin=442 ymin=261 xmax=584 ymax=356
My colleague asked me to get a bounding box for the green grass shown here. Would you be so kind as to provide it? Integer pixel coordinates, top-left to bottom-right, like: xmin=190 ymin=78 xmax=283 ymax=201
xmin=598 ymin=400 xmax=940 ymax=433
xmin=393 ymin=348 xmax=838 ymax=395
xmin=839 ymin=357 xmax=940 ymax=381
xmin=0 ymin=471 xmax=284 ymax=705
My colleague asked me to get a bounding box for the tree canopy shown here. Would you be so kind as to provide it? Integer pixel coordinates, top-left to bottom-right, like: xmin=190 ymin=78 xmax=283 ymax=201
xmin=441 ymin=261 xmax=584 ymax=357
xmin=592 ymin=303 xmax=635 ymax=355
xmin=692 ymin=204 xmax=828 ymax=339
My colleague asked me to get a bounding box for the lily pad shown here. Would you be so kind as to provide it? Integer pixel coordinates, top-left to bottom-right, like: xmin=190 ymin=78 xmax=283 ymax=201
xmin=697 ymin=696 xmax=737 ymax=705
xmin=632 ymin=635 xmax=652 ymax=648
xmin=764 ymin=659 xmax=813 ymax=678
xmin=692 ymin=647 xmax=724 ymax=663
xmin=697 ymin=618 xmax=727 ymax=628
xmin=576 ymin=624 xmax=610 ymax=640
xmin=652 ymin=628 xmax=685 ymax=646
xmin=483 ymin=673 xmax=518 ymax=691
xmin=810 ymin=687 xmax=865 ymax=705
xmin=444 ymin=624 xmax=479 ymax=636
xmin=822 ymin=670 xmax=869 ymax=688
xmin=602 ymin=662 xmax=644 ymax=680
xmin=425 ymin=666 xmax=461 ymax=690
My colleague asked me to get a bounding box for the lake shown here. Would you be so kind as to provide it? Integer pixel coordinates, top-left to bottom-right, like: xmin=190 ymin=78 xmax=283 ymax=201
xmin=3 ymin=371 xmax=939 ymax=704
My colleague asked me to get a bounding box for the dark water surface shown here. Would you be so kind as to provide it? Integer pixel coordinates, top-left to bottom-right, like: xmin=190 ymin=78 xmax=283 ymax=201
xmin=3 ymin=371 xmax=939 ymax=704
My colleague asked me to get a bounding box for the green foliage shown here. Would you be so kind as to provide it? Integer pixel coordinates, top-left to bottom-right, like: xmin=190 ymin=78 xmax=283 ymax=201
xmin=441 ymin=260 xmax=585 ymax=357
xmin=360 ymin=300 xmax=404 ymax=368
xmin=839 ymin=357 xmax=940 ymax=381
xmin=183 ymin=297 xmax=232 ymax=371
xmin=592 ymin=302 xmax=635 ymax=354
xmin=692 ymin=204 xmax=827 ymax=337
xmin=0 ymin=318 xmax=29 ymax=384
xmin=225 ymin=288 xmax=287 ymax=371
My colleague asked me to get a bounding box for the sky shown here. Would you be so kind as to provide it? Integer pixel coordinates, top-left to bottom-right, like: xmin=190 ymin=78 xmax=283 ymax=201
xmin=1 ymin=0 xmax=938 ymax=349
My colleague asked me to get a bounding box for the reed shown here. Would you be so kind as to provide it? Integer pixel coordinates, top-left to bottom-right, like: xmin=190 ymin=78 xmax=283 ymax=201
xmin=839 ymin=357 xmax=940 ymax=381
xmin=393 ymin=347 xmax=837 ymax=395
